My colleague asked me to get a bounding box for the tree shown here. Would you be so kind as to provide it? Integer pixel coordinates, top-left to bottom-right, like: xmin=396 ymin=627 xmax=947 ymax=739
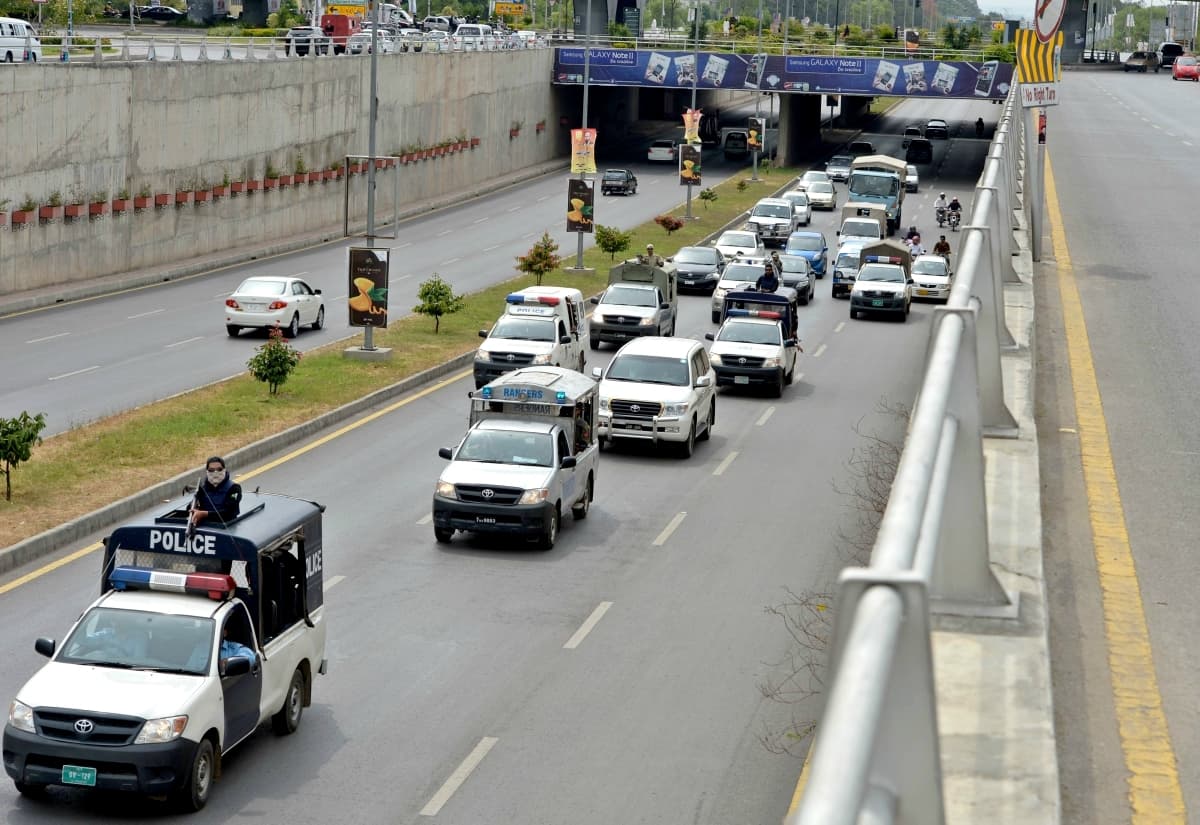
xmin=698 ymin=188 xmax=718 ymax=210
xmin=655 ymin=214 xmax=685 ymax=236
xmin=516 ymin=232 xmax=562 ymax=285
xmin=246 ymin=326 xmax=302 ymax=395
xmin=0 ymin=411 xmax=47 ymax=502
xmin=594 ymin=225 xmax=633 ymax=261
xmin=413 ymin=273 xmax=465 ymax=333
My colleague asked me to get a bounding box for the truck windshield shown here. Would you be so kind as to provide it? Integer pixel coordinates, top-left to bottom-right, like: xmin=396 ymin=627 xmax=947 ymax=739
xmin=752 ymin=204 xmax=792 ymax=218
xmin=858 ymin=264 xmax=906 ymax=283
xmin=849 ymin=174 xmax=898 ymax=197
xmin=836 ymin=253 xmax=861 ymax=270
xmin=718 ymin=321 xmax=782 ymax=345
xmin=674 ymin=248 xmax=717 ymax=264
xmin=841 ymin=220 xmax=880 ymax=237
xmin=786 ymin=235 xmax=823 ymax=253
xmin=457 ymin=429 xmax=554 ymax=466
xmin=606 ymin=354 xmax=690 ymax=386
xmin=58 ymin=607 xmax=214 ymax=675
xmin=490 ymin=317 xmax=556 ymax=341
xmin=601 ymin=286 xmax=659 ymax=308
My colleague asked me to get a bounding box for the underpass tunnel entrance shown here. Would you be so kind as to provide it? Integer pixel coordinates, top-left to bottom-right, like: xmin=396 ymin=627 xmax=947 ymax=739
xmin=775 ymin=92 xmax=872 ymax=166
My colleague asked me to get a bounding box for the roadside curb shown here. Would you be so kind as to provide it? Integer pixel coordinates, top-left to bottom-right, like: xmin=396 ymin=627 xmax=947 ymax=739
xmin=0 ymin=165 xmax=810 ymax=578
xmin=0 ymin=352 xmax=475 ymax=577
xmin=0 ymin=160 xmax=570 ymax=317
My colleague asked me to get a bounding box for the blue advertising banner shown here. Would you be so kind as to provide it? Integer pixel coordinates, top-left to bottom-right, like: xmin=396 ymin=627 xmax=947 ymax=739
xmin=553 ymin=48 xmax=1014 ymax=100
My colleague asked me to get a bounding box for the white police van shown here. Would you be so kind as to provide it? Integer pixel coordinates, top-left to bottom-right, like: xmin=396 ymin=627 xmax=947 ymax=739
xmin=3 ymin=493 xmax=328 ymax=811
xmin=433 ymin=367 xmax=599 ymax=549
xmin=475 ymin=287 xmax=589 ymax=389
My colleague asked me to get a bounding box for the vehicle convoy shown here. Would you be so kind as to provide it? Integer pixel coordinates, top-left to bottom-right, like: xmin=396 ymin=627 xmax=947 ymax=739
xmin=847 ymin=155 xmax=906 ymax=233
xmin=705 ymin=291 xmax=801 ymax=397
xmin=711 ymin=260 xmax=771 ymax=322
xmin=433 ymin=367 xmax=599 ymax=549
xmin=837 ymin=203 xmax=886 ymax=245
xmin=592 ymin=336 xmax=716 ymax=458
xmin=849 ymin=241 xmax=913 ymax=321
xmin=475 ymin=287 xmax=588 ymax=388
xmin=589 ymin=257 xmax=679 ymax=349
xmin=831 ymin=241 xmax=867 ymax=298
xmin=746 ymin=197 xmax=802 ymax=246
xmin=3 ymin=494 xmax=328 ymax=811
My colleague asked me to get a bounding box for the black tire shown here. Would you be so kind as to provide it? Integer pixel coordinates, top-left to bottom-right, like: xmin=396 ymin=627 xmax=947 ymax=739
xmin=538 ymin=506 xmax=559 ymax=549
xmin=850 ymin=308 xmax=858 ymax=320
xmin=226 ymin=325 xmax=240 ymax=337
xmin=310 ymin=306 xmax=325 ymax=330
xmin=799 ymin=290 xmax=809 ymax=306
xmin=631 ymin=184 xmax=637 ymax=195
xmin=271 ymin=668 xmax=305 ymax=735
xmin=786 ymin=364 xmax=795 ymax=385
xmin=287 ymin=313 xmax=300 ymax=338
xmin=772 ymin=372 xmax=785 ymax=398
xmin=678 ymin=420 xmax=696 ymax=458
xmin=572 ymin=476 xmax=593 ymax=520
xmin=3 ymin=52 xmax=13 ymax=63
xmin=698 ymin=402 xmax=714 ymax=441
xmin=589 ymin=337 xmax=599 ymax=351
xmin=434 ymin=525 xmax=453 ymax=544
xmin=711 ymin=310 xmax=720 ymax=324
xmin=175 ymin=738 xmax=215 ymax=812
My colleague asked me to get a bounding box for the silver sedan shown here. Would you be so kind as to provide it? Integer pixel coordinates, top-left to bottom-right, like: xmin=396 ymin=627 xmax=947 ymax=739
xmin=779 ymin=190 xmax=812 ymax=226
xmin=806 ymin=180 xmax=837 ymax=210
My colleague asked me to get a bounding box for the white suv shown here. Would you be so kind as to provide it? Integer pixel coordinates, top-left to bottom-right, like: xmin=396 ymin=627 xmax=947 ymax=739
xmin=747 ymin=197 xmax=801 ymax=247
xmin=592 ymin=337 xmax=716 ymax=457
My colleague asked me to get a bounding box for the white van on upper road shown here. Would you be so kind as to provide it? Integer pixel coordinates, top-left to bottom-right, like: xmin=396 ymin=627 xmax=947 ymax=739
xmin=0 ymin=17 xmax=41 ymax=62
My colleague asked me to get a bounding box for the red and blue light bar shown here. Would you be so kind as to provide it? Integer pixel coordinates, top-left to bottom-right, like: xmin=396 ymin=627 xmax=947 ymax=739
xmin=109 ymin=566 xmax=236 ymax=601
xmin=506 ymin=293 xmax=561 ymax=306
xmin=863 ymin=255 xmax=904 ymax=264
xmin=727 ymin=309 xmax=782 ymax=319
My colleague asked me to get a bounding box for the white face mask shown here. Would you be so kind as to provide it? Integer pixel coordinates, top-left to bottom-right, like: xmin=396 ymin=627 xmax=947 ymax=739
xmin=207 ymin=469 xmax=226 ymax=485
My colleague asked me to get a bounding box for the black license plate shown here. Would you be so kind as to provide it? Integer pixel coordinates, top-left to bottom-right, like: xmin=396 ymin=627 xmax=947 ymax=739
xmin=476 ymin=516 xmax=496 ymax=524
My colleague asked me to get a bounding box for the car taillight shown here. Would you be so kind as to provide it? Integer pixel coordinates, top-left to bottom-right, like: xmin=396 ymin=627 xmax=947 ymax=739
xmin=268 ymin=300 xmax=289 ymax=310
xmin=225 ymin=299 xmax=240 ymax=309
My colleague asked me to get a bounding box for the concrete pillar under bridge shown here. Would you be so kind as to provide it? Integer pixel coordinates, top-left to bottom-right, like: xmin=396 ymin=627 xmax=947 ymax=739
xmin=776 ymin=93 xmax=875 ymax=167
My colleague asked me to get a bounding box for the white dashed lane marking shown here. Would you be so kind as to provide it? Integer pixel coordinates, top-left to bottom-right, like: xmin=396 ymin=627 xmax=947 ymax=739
xmin=563 ymin=602 xmax=613 ymax=649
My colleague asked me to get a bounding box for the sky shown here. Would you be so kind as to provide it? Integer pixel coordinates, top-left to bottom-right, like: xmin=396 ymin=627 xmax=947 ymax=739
xmin=976 ymin=0 xmax=1029 ymax=20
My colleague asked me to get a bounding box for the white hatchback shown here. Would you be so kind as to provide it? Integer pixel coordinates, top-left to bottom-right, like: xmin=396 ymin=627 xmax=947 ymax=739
xmin=224 ymin=276 xmax=325 ymax=338
xmin=779 ymin=190 xmax=812 ymax=226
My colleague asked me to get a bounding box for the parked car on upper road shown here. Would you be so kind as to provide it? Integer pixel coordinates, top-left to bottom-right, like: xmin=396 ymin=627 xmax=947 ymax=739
xmin=647 ymin=139 xmax=678 ymax=163
xmin=397 ymin=28 xmax=424 ymax=50
xmin=1124 ymin=51 xmax=1159 ymax=72
xmin=349 ymin=30 xmax=396 ymax=53
xmin=285 ymin=26 xmax=331 ymax=56
xmin=224 ymin=275 xmax=325 ymax=338
xmin=0 ymin=17 xmax=41 ymax=61
xmin=1172 ymin=54 xmax=1198 ymax=80
xmin=1160 ymin=41 xmax=1184 ymax=68
xmin=138 ymin=4 xmax=185 ymax=20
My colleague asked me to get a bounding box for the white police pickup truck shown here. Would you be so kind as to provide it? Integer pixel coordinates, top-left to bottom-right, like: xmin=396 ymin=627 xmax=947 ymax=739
xmin=3 ymin=493 xmax=328 ymax=812
xmin=433 ymin=367 xmax=599 ymax=549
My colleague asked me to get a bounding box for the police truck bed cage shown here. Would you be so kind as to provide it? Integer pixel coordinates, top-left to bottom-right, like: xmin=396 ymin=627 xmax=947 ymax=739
xmin=469 ymin=366 xmax=598 ymax=425
xmin=721 ymin=290 xmax=799 ymax=337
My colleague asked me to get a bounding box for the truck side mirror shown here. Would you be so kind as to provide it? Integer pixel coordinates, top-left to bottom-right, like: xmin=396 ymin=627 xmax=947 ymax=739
xmin=560 ymin=456 xmax=577 ymax=469
xmin=478 ymin=329 xmax=488 ymax=338
xmin=34 ymin=638 xmax=55 ymax=658
xmin=591 ymin=367 xmax=603 ymax=379
xmin=659 ymin=302 xmax=670 ymax=310
xmin=704 ymin=333 xmax=715 ymax=341
xmin=221 ymin=656 xmax=251 ymax=677
xmin=314 ymin=288 xmax=323 ymax=295
xmin=589 ymin=296 xmax=599 ymax=304
xmin=695 ymin=375 xmax=713 ymax=388
xmin=438 ymin=447 xmax=453 ymax=460
xmin=560 ymin=335 xmax=572 ymax=344
xmin=785 ymin=339 xmax=798 ymax=347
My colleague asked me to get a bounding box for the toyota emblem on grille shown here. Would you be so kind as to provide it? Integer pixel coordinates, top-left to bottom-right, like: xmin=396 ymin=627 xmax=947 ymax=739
xmin=738 ymin=357 xmax=747 ymax=365
xmin=630 ymin=404 xmax=641 ymax=412
xmin=506 ymin=354 xmax=515 ymax=362
xmin=74 ymin=719 xmax=95 ymax=735
xmin=481 ymin=488 xmax=494 ymax=498
xmin=617 ymin=317 xmax=626 ymax=323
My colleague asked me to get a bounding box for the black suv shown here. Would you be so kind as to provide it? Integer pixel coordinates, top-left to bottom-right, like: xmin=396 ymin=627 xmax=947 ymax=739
xmin=601 ymin=169 xmax=638 ymax=196
xmin=905 ymin=138 xmax=933 ymax=164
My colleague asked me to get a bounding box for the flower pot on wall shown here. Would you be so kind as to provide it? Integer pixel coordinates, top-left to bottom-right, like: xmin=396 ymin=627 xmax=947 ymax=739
xmin=154 ymin=193 xmax=172 ymax=207
xmin=212 ymin=185 xmax=229 ymax=198
xmin=89 ymin=202 xmax=108 ymax=216
xmin=174 ymin=191 xmax=193 ymax=205
xmin=263 ymin=178 xmax=279 ymax=190
xmin=231 ymin=181 xmax=246 ymax=194
xmin=194 ymin=189 xmax=211 ymax=203
xmin=470 ymin=137 xmax=480 ymax=147
xmin=11 ymin=209 xmax=34 ymax=225
xmin=278 ymin=174 xmax=294 ymax=186
xmin=133 ymin=195 xmax=152 ymax=209
xmin=246 ymin=180 xmax=262 ymax=192
xmin=112 ymin=198 xmax=130 ymax=213
xmin=64 ymin=204 xmax=86 ymax=219
xmin=39 ymin=205 xmax=64 ymax=220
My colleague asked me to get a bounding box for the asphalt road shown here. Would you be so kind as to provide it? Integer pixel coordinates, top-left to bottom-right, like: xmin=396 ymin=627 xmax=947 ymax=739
xmin=1037 ymin=71 xmax=1200 ymax=823
xmin=0 ymin=98 xmax=998 ymax=823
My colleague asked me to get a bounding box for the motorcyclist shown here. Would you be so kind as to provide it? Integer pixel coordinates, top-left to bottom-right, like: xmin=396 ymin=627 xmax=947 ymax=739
xmin=948 ymin=196 xmax=962 ymax=214
xmin=975 ymin=117 xmax=985 ymax=138
xmin=934 ymin=192 xmax=948 ymax=226
xmin=755 ymin=261 xmax=779 ymax=293
xmin=947 ymin=196 xmax=962 ymax=230
xmin=909 ymin=234 xmax=926 ymax=256
xmin=904 ymin=224 xmax=920 ymax=242
xmin=933 ymin=235 xmax=952 ymax=262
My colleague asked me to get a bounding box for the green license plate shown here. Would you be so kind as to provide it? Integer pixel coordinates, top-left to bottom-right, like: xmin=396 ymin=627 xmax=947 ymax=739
xmin=871 ymin=299 xmax=884 ymax=307
xmin=62 ymin=765 xmax=97 ymax=787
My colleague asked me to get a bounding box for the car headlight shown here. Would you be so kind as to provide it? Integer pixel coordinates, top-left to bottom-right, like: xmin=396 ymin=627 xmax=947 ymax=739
xmin=599 ymin=397 xmax=609 ymax=411
xmin=518 ymin=488 xmax=550 ymax=504
xmin=593 ymin=314 xmax=607 ymax=324
xmin=134 ymin=715 xmax=188 ymax=744
xmin=530 ymin=353 xmax=553 ymax=365
xmin=662 ymin=402 xmax=689 ymax=417
xmin=8 ymin=700 xmax=35 ymax=733
xmin=474 ymin=349 xmax=490 ymax=362
xmin=638 ymin=317 xmax=655 ymax=326
xmin=435 ymin=480 xmax=457 ymax=499
xmin=762 ymin=357 xmax=782 ymax=368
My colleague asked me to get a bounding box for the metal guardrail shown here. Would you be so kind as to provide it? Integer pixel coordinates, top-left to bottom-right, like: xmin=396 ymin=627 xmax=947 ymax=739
xmin=787 ymin=89 xmax=1028 ymax=825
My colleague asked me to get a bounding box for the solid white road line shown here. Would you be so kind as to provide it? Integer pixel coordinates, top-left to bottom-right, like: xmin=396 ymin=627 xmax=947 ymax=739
xmin=437 ymin=229 xmax=452 ymax=237
xmin=26 ymin=332 xmax=71 ymax=344
xmin=483 ymin=244 xmax=501 ymax=252
xmin=166 ymin=336 xmax=204 ymax=349
xmin=563 ymin=601 xmax=613 ymax=649
xmin=334 ymin=293 xmax=349 ymax=300
xmin=756 ymin=406 xmax=776 ymax=426
xmin=1185 ymin=141 xmax=1195 ymax=147
xmin=712 ymin=451 xmax=739 ymax=476
xmin=395 ymin=242 xmax=412 ymax=249
xmin=442 ymin=257 xmax=462 ymax=265
xmin=420 ymin=737 xmax=499 ymax=816
xmin=652 ymin=512 xmax=687 ymax=546
xmin=507 ymin=205 xmax=522 ymax=212
xmin=127 ymin=309 xmax=165 ymax=319
xmin=416 ymin=513 xmax=432 ymax=525
xmin=48 ymin=365 xmax=99 ymax=381
xmin=325 ymin=575 xmax=346 ymax=590
xmin=812 ymin=343 xmax=827 ymax=358
xmin=834 ymin=321 xmax=846 ymax=333
xmin=536 ymin=195 xmax=550 ymax=202
xmin=473 ymin=217 xmax=490 ymax=224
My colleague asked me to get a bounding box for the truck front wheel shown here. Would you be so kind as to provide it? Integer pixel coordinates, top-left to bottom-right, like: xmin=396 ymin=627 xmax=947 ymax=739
xmin=175 ymin=738 xmax=215 ymax=812
xmin=272 ymin=668 xmax=306 ymax=735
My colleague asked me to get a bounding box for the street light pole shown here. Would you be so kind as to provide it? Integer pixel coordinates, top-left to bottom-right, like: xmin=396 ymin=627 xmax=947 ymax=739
xmin=363 ymin=0 xmax=381 ymax=352
xmin=574 ymin=0 xmax=594 ymax=270
xmin=685 ymin=0 xmax=700 ymax=219
xmin=752 ymin=0 xmax=763 ymax=181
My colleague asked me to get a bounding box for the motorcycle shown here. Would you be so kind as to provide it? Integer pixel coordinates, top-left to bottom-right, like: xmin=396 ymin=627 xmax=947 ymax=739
xmin=936 ymin=206 xmax=946 ymax=227
xmin=948 ymin=210 xmax=961 ymax=232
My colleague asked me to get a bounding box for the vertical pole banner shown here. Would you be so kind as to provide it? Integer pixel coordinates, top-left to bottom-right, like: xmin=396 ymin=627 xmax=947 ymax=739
xmin=348 ymin=247 xmax=390 ymax=327
xmin=748 ymin=116 xmax=765 ymax=150
xmin=682 ymin=108 xmax=702 ymax=143
xmin=566 ymin=179 xmax=595 ymax=233
xmin=679 ymin=144 xmax=702 ymax=186
xmin=570 ymin=128 xmax=598 ymax=173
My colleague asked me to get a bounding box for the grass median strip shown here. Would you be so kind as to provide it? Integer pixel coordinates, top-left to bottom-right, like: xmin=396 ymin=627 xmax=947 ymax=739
xmin=0 ymin=166 xmax=801 ymax=551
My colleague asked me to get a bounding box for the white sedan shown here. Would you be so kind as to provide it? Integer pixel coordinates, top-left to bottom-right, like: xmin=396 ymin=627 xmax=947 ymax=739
xmin=713 ymin=230 xmax=765 ymax=262
xmin=647 ymin=139 xmax=678 ymax=163
xmin=806 ymin=180 xmax=837 ymax=210
xmin=911 ymin=254 xmax=953 ymax=302
xmin=905 ymin=164 xmax=920 ymax=192
xmin=224 ymin=276 xmax=326 ymax=338
xmin=349 ymin=30 xmax=397 ymax=53
xmin=779 ymin=189 xmax=812 ymax=226
xmin=794 ymin=170 xmax=831 ymax=192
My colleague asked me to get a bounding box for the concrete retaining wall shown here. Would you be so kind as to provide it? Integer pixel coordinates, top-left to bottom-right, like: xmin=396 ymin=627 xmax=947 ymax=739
xmin=0 ymin=50 xmax=566 ymax=294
